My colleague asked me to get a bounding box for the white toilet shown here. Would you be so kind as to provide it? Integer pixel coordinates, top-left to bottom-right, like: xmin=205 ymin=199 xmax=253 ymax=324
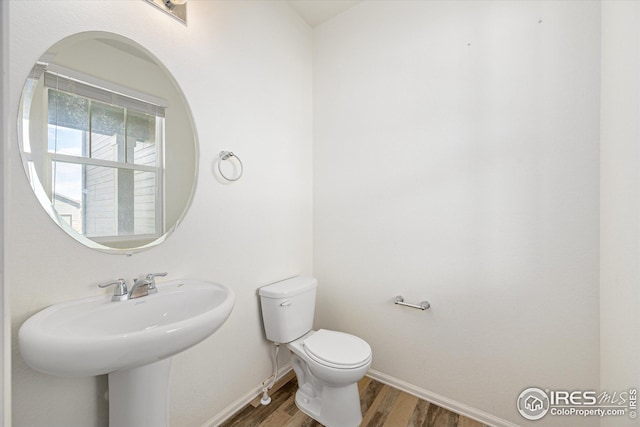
xmin=259 ymin=276 xmax=372 ymax=427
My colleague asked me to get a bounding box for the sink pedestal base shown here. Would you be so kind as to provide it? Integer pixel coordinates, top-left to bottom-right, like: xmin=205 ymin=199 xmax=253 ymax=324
xmin=108 ymin=359 xmax=172 ymax=427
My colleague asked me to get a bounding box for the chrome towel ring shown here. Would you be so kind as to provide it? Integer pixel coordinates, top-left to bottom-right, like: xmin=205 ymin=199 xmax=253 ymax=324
xmin=218 ymin=151 xmax=243 ymax=182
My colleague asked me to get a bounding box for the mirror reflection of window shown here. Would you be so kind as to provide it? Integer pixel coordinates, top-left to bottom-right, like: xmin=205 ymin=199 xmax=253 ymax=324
xmin=44 ymin=70 xmax=165 ymax=244
xmin=17 ymin=32 xmax=198 ymax=253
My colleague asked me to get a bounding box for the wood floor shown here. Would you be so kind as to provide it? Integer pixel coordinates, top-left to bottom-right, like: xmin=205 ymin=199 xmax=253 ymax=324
xmin=220 ymin=372 xmax=488 ymax=427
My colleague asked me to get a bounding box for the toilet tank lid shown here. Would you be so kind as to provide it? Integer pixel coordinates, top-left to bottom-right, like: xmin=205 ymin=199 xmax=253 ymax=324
xmin=259 ymin=276 xmax=317 ymax=298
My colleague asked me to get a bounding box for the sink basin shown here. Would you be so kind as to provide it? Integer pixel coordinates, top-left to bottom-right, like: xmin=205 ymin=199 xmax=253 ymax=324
xmin=19 ymin=279 xmax=235 ymax=377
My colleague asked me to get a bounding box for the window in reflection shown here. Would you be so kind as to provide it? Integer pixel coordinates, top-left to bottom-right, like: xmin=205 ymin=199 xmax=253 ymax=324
xmin=46 ymin=78 xmax=164 ymax=243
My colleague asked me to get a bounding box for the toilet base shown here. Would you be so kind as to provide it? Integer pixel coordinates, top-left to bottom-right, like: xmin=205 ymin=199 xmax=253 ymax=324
xmin=295 ymin=382 xmax=363 ymax=427
xmin=291 ymin=354 xmax=363 ymax=427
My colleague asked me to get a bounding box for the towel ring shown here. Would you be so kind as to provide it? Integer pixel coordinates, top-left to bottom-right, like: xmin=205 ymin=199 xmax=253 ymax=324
xmin=218 ymin=151 xmax=243 ymax=182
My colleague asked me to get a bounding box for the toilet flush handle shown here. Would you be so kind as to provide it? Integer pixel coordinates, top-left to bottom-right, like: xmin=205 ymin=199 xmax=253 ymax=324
xmin=280 ymin=300 xmax=292 ymax=307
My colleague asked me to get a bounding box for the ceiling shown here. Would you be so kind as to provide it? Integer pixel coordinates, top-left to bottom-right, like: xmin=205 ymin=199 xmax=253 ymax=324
xmin=287 ymin=0 xmax=361 ymax=27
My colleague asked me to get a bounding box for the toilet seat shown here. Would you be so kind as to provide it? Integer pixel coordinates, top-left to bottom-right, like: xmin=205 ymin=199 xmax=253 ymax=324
xmin=302 ymin=329 xmax=372 ymax=369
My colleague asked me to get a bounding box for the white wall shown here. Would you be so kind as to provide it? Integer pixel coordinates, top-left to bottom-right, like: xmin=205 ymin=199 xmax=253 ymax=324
xmin=600 ymin=2 xmax=640 ymax=427
xmin=313 ymin=1 xmax=600 ymax=426
xmin=1 ymin=1 xmax=8 ymax=425
xmin=6 ymin=1 xmax=312 ymax=426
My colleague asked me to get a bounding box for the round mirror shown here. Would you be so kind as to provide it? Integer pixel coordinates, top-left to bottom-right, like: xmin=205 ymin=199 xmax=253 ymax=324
xmin=17 ymin=32 xmax=198 ymax=254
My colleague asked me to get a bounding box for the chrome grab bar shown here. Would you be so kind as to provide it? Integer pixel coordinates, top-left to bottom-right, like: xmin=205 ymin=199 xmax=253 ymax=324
xmin=394 ymin=295 xmax=430 ymax=310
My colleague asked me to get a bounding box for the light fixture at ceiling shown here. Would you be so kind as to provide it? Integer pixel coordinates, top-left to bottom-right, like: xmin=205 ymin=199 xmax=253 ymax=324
xmin=163 ymin=0 xmax=186 ymax=10
xmin=145 ymin=0 xmax=187 ymax=24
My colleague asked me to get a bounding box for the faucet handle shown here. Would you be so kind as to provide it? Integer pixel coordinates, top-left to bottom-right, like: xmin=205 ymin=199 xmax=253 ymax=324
xmin=145 ymin=272 xmax=167 ymax=293
xmin=99 ymin=279 xmax=129 ymax=302
xmin=146 ymin=272 xmax=167 ymax=281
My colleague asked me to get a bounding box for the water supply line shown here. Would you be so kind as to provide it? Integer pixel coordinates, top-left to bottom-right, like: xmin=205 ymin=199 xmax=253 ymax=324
xmin=260 ymin=343 xmax=280 ymax=405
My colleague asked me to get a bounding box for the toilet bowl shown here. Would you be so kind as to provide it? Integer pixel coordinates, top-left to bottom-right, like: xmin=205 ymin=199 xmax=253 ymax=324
xmin=287 ymin=330 xmax=372 ymax=427
xmin=258 ymin=277 xmax=372 ymax=427
xmin=290 ymin=329 xmax=372 ymax=385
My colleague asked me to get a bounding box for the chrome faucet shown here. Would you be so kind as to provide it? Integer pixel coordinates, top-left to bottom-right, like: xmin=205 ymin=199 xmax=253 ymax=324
xmin=129 ymin=272 xmax=168 ymax=299
xmin=99 ymin=273 xmax=168 ymax=301
xmin=129 ymin=278 xmax=152 ymax=299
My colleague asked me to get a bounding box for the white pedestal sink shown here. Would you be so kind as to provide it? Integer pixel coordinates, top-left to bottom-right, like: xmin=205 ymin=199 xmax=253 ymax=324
xmin=18 ymin=279 xmax=235 ymax=427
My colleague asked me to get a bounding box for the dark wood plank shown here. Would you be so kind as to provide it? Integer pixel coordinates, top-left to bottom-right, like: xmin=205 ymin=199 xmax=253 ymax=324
xmin=426 ymin=404 xmax=459 ymax=427
xmin=360 ymin=379 xmax=386 ymax=416
xmin=409 ymin=399 xmax=431 ymax=427
xmin=363 ymin=385 xmax=402 ymax=427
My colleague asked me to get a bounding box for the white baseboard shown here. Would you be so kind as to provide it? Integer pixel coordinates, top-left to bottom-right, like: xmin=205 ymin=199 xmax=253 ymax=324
xmin=366 ymin=369 xmax=519 ymax=427
xmin=202 ymin=365 xmax=293 ymax=427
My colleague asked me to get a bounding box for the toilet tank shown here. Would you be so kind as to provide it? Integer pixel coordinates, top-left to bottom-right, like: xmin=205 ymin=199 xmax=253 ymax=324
xmin=258 ymin=276 xmax=317 ymax=343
